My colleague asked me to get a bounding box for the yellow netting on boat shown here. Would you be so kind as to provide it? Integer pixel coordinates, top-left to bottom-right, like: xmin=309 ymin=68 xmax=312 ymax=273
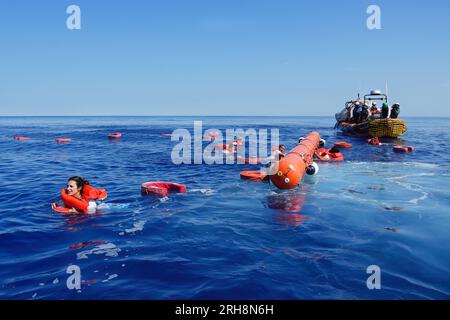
xmin=368 ymin=119 xmax=407 ymax=138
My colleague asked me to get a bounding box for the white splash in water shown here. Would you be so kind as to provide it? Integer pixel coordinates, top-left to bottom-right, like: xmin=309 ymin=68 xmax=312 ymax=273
xmin=102 ymin=274 xmax=118 ymax=283
xmin=159 ymin=196 xmax=169 ymax=202
xmin=388 ymin=172 xmax=435 ymax=181
xmin=124 ymin=220 xmax=146 ymax=233
xmin=403 ymin=162 xmax=439 ymax=170
xmin=189 ymin=188 xmax=217 ymax=196
xmin=77 ymin=243 xmax=121 ymax=260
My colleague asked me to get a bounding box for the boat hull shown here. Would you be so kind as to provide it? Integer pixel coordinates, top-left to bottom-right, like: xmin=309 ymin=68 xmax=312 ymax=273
xmin=337 ymin=118 xmax=407 ymax=138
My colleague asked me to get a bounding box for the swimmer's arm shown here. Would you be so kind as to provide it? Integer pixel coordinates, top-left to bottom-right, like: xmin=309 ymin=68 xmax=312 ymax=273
xmin=51 ymin=203 xmax=78 ymax=213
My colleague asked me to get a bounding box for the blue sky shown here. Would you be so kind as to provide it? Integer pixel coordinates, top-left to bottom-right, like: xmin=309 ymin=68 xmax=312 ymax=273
xmin=0 ymin=0 xmax=449 ymax=116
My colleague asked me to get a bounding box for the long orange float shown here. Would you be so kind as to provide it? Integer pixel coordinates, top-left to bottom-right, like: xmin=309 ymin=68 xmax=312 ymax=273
xmin=270 ymin=131 xmax=320 ymax=189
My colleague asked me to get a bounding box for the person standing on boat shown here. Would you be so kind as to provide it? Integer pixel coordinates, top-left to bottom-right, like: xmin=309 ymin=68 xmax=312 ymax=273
xmin=390 ymin=103 xmax=400 ymax=119
xmin=361 ymin=104 xmax=370 ymax=122
xmin=381 ymin=102 xmax=389 ymax=119
xmin=370 ymin=102 xmax=380 ymax=119
xmin=352 ymin=102 xmax=362 ymax=123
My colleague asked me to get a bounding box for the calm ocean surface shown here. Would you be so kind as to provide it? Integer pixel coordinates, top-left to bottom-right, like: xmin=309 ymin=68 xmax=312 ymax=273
xmin=0 ymin=116 xmax=449 ymax=299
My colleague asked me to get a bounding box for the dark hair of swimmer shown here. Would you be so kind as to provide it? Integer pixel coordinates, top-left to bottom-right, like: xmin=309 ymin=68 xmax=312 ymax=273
xmin=329 ymin=146 xmax=340 ymax=154
xmin=279 ymin=144 xmax=285 ymax=150
xmin=68 ymin=176 xmax=90 ymax=193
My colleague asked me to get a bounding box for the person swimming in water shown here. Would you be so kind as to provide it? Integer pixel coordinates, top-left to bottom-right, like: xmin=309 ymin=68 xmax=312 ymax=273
xmin=52 ymin=176 xmax=98 ymax=214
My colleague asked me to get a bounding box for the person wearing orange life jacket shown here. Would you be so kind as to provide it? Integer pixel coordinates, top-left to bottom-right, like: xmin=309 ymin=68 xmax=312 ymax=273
xmin=52 ymin=176 xmax=100 ymax=214
xmin=315 ymin=146 xmax=343 ymax=161
xmin=326 ymin=146 xmax=342 ymax=159
xmin=368 ymin=137 xmax=381 ymax=145
xmin=370 ymin=102 xmax=381 ymax=119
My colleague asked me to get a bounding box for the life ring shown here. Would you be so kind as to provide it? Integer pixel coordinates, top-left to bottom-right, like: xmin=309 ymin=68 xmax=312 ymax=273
xmin=55 ymin=138 xmax=72 ymax=143
xmin=334 ymin=141 xmax=352 ymax=148
xmin=315 ymin=148 xmax=344 ymax=162
xmin=15 ymin=136 xmax=31 ymax=141
xmin=141 ymin=181 xmax=187 ymax=197
xmin=393 ymin=146 xmax=415 ymax=153
xmin=240 ymin=171 xmax=268 ymax=182
xmin=55 ymin=185 xmax=107 ymax=214
xmin=107 ymin=132 xmax=122 ymax=139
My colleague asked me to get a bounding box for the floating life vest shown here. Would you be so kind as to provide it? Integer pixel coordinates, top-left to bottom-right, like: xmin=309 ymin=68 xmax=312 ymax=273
xmin=141 ymin=181 xmax=186 ymax=197
xmin=393 ymin=146 xmax=415 ymax=153
xmin=14 ymin=136 xmax=31 ymax=141
xmin=334 ymin=141 xmax=352 ymax=148
xmin=55 ymin=138 xmax=72 ymax=143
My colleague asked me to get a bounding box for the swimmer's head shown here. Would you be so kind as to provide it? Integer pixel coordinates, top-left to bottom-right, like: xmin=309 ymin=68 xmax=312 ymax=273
xmin=67 ymin=176 xmax=89 ymax=196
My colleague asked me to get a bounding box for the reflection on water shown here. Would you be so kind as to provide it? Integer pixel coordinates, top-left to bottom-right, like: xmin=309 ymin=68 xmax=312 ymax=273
xmin=267 ymin=185 xmax=308 ymax=226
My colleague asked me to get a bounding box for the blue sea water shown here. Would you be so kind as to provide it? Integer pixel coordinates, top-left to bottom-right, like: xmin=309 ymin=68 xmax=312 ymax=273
xmin=0 ymin=116 xmax=449 ymax=300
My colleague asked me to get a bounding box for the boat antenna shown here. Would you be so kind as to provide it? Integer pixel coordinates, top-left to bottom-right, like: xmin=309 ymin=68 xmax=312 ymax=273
xmin=385 ymin=81 xmax=389 ymax=98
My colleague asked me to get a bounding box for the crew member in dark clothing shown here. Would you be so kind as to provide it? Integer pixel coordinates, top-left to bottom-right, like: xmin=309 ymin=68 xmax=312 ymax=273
xmin=361 ymin=105 xmax=369 ymax=122
xmin=381 ymin=102 xmax=389 ymax=119
xmin=353 ymin=102 xmax=362 ymax=123
xmin=390 ymin=103 xmax=400 ymax=119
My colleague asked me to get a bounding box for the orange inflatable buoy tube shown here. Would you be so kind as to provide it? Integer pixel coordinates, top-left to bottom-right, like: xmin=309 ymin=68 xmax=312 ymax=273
xmin=55 ymin=138 xmax=72 ymax=143
xmin=141 ymin=181 xmax=187 ymax=197
xmin=334 ymin=141 xmax=352 ymax=148
xmin=107 ymin=132 xmax=122 ymax=139
xmin=240 ymin=171 xmax=268 ymax=182
xmin=315 ymin=148 xmax=344 ymax=162
xmin=270 ymin=131 xmax=321 ymax=189
xmin=393 ymin=146 xmax=415 ymax=153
